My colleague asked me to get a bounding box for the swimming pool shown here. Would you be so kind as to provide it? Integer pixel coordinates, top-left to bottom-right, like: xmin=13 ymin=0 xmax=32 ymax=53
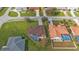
xmin=61 ymin=34 xmax=71 ymax=41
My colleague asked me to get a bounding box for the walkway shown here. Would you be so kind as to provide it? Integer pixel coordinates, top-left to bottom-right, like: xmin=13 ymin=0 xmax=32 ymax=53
xmin=43 ymin=8 xmax=47 ymax=16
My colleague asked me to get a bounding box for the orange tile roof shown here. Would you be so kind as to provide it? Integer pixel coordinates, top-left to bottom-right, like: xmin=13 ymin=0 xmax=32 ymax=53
xmin=49 ymin=25 xmax=69 ymax=39
xmin=49 ymin=25 xmax=56 ymax=38
xmin=55 ymin=25 xmax=69 ymax=36
xmin=71 ymin=26 xmax=79 ymax=36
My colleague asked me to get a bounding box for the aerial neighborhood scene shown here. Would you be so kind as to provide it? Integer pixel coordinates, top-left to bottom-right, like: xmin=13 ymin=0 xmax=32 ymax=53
xmin=0 ymin=7 xmax=79 ymax=51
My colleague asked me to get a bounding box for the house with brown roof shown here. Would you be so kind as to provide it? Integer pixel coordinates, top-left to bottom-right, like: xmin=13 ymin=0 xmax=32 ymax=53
xmin=27 ymin=7 xmax=39 ymax=11
xmin=49 ymin=24 xmax=71 ymax=42
xmin=28 ymin=25 xmax=46 ymax=41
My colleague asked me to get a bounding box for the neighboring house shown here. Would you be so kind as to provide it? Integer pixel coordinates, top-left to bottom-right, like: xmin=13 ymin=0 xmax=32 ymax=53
xmin=49 ymin=24 xmax=71 ymax=42
xmin=28 ymin=25 xmax=46 ymax=41
xmin=1 ymin=36 xmax=25 ymax=51
xmin=71 ymin=26 xmax=79 ymax=43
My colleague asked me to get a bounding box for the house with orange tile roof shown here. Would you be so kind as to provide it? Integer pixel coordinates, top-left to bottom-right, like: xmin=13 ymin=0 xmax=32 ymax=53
xmin=49 ymin=24 xmax=71 ymax=42
xmin=70 ymin=26 xmax=79 ymax=43
xmin=71 ymin=26 xmax=79 ymax=36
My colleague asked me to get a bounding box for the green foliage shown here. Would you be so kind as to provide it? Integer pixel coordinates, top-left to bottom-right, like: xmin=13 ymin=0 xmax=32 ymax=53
xmin=8 ymin=11 xmax=18 ymax=17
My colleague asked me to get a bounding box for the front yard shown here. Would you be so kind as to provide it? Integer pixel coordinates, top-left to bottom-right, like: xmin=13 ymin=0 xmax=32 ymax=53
xmin=45 ymin=8 xmax=65 ymax=16
xmin=20 ymin=10 xmax=36 ymax=16
xmin=74 ymin=11 xmax=79 ymax=16
xmin=8 ymin=11 xmax=18 ymax=17
xmin=0 ymin=7 xmax=8 ymax=16
xmin=66 ymin=11 xmax=72 ymax=16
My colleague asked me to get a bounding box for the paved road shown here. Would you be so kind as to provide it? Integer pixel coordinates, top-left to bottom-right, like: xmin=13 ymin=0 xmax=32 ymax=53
xmin=0 ymin=7 xmax=12 ymax=27
xmin=0 ymin=7 xmax=26 ymax=28
xmin=0 ymin=8 xmax=79 ymax=28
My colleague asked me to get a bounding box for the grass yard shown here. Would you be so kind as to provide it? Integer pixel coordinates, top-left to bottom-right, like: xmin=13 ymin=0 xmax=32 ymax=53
xmin=0 ymin=20 xmax=38 ymax=50
xmin=46 ymin=11 xmax=64 ymax=16
xmin=0 ymin=7 xmax=8 ymax=16
xmin=74 ymin=11 xmax=79 ymax=16
xmin=57 ymin=12 xmax=65 ymax=16
xmin=8 ymin=11 xmax=18 ymax=17
xmin=20 ymin=10 xmax=36 ymax=16
xmin=66 ymin=11 xmax=72 ymax=16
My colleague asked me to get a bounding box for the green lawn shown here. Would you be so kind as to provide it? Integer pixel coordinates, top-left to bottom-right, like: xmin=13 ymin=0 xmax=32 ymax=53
xmin=8 ymin=11 xmax=18 ymax=17
xmin=0 ymin=20 xmax=38 ymax=50
xmin=0 ymin=7 xmax=8 ymax=16
xmin=66 ymin=11 xmax=72 ymax=16
xmin=46 ymin=12 xmax=64 ymax=16
xmin=20 ymin=10 xmax=36 ymax=16
xmin=58 ymin=12 xmax=65 ymax=16
xmin=74 ymin=11 xmax=79 ymax=16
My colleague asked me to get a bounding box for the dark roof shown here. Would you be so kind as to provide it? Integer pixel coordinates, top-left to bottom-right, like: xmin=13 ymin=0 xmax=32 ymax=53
xmin=28 ymin=25 xmax=45 ymax=36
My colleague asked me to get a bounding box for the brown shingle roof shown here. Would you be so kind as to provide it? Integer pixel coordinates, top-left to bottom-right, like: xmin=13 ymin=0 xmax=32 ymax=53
xmin=28 ymin=25 xmax=45 ymax=36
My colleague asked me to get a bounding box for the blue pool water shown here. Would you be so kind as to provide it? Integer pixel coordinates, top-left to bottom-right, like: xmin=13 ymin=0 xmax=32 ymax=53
xmin=61 ymin=34 xmax=71 ymax=41
xmin=31 ymin=34 xmax=39 ymax=41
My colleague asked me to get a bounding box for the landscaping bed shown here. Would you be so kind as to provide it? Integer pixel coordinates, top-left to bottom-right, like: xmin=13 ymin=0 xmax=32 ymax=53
xmin=8 ymin=11 xmax=18 ymax=17
xmin=20 ymin=10 xmax=36 ymax=16
xmin=45 ymin=8 xmax=64 ymax=16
